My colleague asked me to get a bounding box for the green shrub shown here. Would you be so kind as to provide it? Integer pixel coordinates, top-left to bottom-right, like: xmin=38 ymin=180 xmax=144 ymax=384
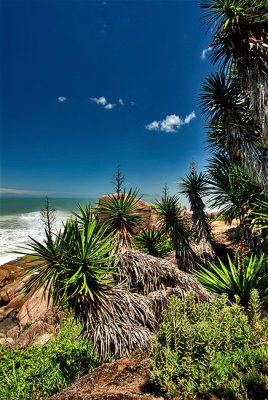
xmin=135 ymin=228 xmax=173 ymax=257
xmin=0 ymin=317 xmax=98 ymax=400
xmin=150 ymin=293 xmax=268 ymax=399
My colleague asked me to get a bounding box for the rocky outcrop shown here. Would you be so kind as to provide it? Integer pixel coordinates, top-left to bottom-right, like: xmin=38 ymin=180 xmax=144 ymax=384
xmin=0 ymin=257 xmax=56 ymax=347
xmin=18 ymin=287 xmax=52 ymax=326
xmin=49 ymin=355 xmax=161 ymax=400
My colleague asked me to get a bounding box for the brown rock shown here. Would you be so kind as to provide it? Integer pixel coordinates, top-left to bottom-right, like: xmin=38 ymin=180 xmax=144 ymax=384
xmin=6 ymin=293 xmax=27 ymax=310
xmin=49 ymin=355 xmax=160 ymax=400
xmin=32 ymin=332 xmax=54 ymax=346
xmin=6 ymin=325 xmax=20 ymax=339
xmin=0 ymin=269 xmax=11 ymax=286
xmin=18 ymin=287 xmax=51 ymax=326
xmin=0 ymin=276 xmax=31 ymax=303
xmin=0 ymin=337 xmax=14 ymax=347
xmin=0 ymin=306 xmax=14 ymax=319
xmin=17 ymin=321 xmax=55 ymax=349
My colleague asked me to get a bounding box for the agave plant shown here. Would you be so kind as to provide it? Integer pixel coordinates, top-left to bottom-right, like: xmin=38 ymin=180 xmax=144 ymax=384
xmin=154 ymin=194 xmax=197 ymax=271
xmin=95 ymin=188 xmax=145 ymax=251
xmin=135 ymin=228 xmax=173 ymax=258
xmin=195 ymin=254 xmax=268 ymax=308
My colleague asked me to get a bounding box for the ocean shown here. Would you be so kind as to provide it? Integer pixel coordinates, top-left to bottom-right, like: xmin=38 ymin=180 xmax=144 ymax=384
xmin=0 ymin=197 xmax=98 ymax=265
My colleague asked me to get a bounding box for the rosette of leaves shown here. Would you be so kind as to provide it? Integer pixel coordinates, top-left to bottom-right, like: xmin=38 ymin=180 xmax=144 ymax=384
xmin=195 ymin=254 xmax=268 ymax=308
xmin=135 ymin=228 xmax=173 ymax=258
xmin=154 ymin=194 xmax=197 ymax=271
xmin=95 ymin=188 xmax=145 ymax=251
xmin=20 ymin=217 xmax=116 ymax=316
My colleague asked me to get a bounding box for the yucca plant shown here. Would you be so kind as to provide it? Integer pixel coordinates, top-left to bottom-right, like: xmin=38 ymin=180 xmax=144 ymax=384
xmin=20 ymin=218 xmax=116 ymax=310
xmin=20 ymin=210 xmax=157 ymax=359
xmin=95 ymin=188 xmax=145 ymax=251
xmin=154 ymin=194 xmax=197 ymax=271
xmin=72 ymin=203 xmax=94 ymax=227
xmin=195 ymin=254 xmax=268 ymax=308
xmin=201 ymin=0 xmax=268 ymax=189
xmin=135 ymin=228 xmax=173 ymax=258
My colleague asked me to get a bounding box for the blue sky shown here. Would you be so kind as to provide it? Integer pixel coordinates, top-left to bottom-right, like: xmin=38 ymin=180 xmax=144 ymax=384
xmin=1 ymin=0 xmax=213 ymax=199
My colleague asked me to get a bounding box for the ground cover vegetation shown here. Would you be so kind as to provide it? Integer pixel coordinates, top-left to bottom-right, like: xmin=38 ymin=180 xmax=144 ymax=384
xmin=0 ymin=317 xmax=98 ymax=400
xmin=1 ymin=0 xmax=268 ymax=399
xmin=150 ymin=291 xmax=268 ymax=399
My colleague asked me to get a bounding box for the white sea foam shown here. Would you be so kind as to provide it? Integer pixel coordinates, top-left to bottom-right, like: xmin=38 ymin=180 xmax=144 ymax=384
xmin=0 ymin=210 xmax=70 ymax=265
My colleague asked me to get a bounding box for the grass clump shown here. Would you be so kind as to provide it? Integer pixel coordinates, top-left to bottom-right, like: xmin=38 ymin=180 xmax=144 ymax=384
xmin=150 ymin=292 xmax=268 ymax=399
xmin=0 ymin=317 xmax=98 ymax=400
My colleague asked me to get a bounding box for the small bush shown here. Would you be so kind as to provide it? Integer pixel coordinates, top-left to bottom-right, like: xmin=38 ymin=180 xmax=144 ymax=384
xmin=150 ymin=293 xmax=268 ymax=399
xmin=0 ymin=317 xmax=98 ymax=400
xmin=135 ymin=228 xmax=173 ymax=257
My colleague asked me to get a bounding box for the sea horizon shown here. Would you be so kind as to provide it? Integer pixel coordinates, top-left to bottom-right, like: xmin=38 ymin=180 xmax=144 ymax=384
xmin=0 ymin=194 xmax=160 ymax=265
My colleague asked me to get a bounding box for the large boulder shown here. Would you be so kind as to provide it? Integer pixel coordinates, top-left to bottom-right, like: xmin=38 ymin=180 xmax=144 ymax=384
xmin=18 ymin=287 xmax=52 ymax=326
xmin=49 ymin=355 xmax=159 ymax=400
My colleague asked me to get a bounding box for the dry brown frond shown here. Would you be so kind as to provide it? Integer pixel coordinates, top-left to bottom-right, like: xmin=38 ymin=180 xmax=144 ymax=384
xmin=115 ymin=249 xmax=213 ymax=299
xmin=76 ymin=283 xmax=157 ymax=360
xmin=115 ymin=249 xmax=178 ymax=295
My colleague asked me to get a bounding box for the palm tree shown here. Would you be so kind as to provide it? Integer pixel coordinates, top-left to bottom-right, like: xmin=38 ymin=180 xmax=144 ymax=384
xmin=179 ymin=166 xmax=211 ymax=243
xmin=154 ymin=193 xmax=197 ymax=271
xmin=201 ymin=0 xmax=268 ymax=189
xmin=95 ymin=188 xmax=145 ymax=252
xmin=179 ymin=166 xmax=214 ymax=261
xmin=200 ymin=72 xmax=264 ymax=182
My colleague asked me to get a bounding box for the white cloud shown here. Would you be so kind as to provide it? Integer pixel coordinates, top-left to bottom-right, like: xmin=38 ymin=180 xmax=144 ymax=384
xmin=104 ymin=103 xmax=116 ymax=110
xmin=91 ymin=96 xmax=116 ymax=110
xmin=184 ymin=111 xmax=196 ymax=124
xmin=91 ymin=96 xmax=108 ymax=106
xmin=118 ymin=98 xmax=124 ymax=106
xmin=160 ymin=114 xmax=184 ymax=132
xmin=146 ymin=111 xmax=196 ymax=133
xmin=58 ymin=96 xmax=67 ymax=102
xmin=146 ymin=120 xmax=160 ymax=131
xmin=200 ymin=47 xmax=212 ymax=60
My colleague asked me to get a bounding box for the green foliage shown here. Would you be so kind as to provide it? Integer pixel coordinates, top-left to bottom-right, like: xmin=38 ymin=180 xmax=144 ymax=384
xmin=208 ymin=153 xmax=264 ymax=225
xmin=95 ymin=188 xmax=144 ymax=250
xmin=135 ymin=228 xmax=173 ymax=258
xmin=195 ymin=254 xmax=268 ymax=307
xmin=0 ymin=317 xmax=98 ymax=400
xmin=179 ymin=168 xmax=211 ymax=242
xmin=154 ymin=194 xmax=196 ymax=271
xmin=20 ymin=217 xmax=116 ymax=312
xmin=150 ymin=294 xmax=268 ymax=399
